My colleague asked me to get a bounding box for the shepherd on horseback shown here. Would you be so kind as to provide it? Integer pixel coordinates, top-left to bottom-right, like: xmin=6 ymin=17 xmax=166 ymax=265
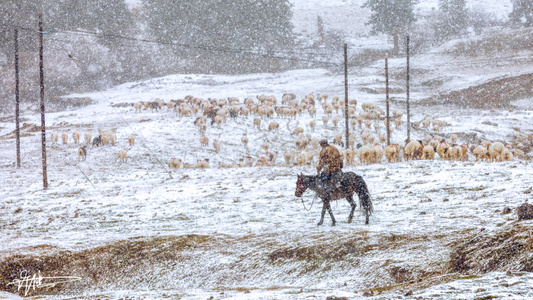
xmin=317 ymin=139 xmax=344 ymax=194
xmin=295 ymin=139 xmax=374 ymax=226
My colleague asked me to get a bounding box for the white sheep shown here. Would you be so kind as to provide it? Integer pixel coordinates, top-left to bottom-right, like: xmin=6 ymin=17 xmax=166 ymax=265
xmin=116 ymin=149 xmax=128 ymax=163
xmin=213 ymin=138 xmax=221 ymax=153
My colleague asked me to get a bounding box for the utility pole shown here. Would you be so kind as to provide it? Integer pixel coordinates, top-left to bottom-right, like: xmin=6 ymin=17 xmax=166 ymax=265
xmin=39 ymin=13 xmax=48 ymax=189
xmin=385 ymin=57 xmax=390 ymax=146
xmin=15 ymin=28 xmax=21 ymax=168
xmin=344 ymin=43 xmax=349 ymax=149
xmin=406 ymin=35 xmax=411 ymax=142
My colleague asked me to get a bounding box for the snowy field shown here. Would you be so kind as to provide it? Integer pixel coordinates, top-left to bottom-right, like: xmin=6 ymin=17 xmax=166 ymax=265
xmin=1 ymin=63 xmax=533 ymax=299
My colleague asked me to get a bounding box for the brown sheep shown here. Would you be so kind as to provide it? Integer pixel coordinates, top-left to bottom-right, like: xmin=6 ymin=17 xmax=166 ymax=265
xmin=344 ymin=149 xmax=356 ymax=166
xmin=385 ymin=144 xmax=401 ymax=163
xmin=128 ymin=134 xmax=135 ymax=146
xmin=72 ymin=130 xmax=80 ymax=144
xmin=436 ymin=141 xmax=451 ymax=160
xmin=421 ymin=145 xmax=435 ymax=160
xmin=404 ymin=140 xmax=422 ymax=161
xmin=200 ymin=136 xmax=209 ymax=147
xmin=268 ymin=121 xmax=280 ymax=132
xmin=61 ymin=130 xmax=69 ymax=145
xmin=77 ymin=146 xmax=87 ymax=161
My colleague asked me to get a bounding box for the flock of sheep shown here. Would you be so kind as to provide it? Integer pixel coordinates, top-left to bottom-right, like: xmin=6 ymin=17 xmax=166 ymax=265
xmin=50 ymin=128 xmax=133 ymax=163
xmin=127 ymin=93 xmax=530 ymax=169
xmin=52 ymin=92 xmax=530 ymax=169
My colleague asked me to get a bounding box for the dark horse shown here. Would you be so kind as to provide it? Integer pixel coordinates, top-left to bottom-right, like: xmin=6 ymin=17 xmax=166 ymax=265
xmin=295 ymin=172 xmax=374 ymax=226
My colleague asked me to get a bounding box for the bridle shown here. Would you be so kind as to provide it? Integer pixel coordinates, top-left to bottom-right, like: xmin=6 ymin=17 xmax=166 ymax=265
xmin=295 ymin=175 xmax=307 ymax=197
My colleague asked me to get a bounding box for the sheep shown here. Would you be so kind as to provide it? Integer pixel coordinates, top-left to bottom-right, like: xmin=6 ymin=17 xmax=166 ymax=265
xmin=213 ymin=138 xmax=221 ymax=153
xmin=295 ymin=134 xmax=309 ymax=150
xmin=487 ymin=142 xmax=504 ymax=162
xmin=128 ymin=134 xmax=135 ymax=146
xmin=77 ymin=146 xmax=87 ymax=161
xmin=309 ymin=120 xmax=316 ymax=131
xmin=168 ymin=158 xmax=182 ymax=169
xmin=200 ymin=136 xmax=209 ymax=147
xmin=501 ymin=147 xmax=514 ymax=161
xmin=267 ymin=152 xmax=277 ymax=166
xmin=241 ymin=133 xmax=249 ymax=147
xmin=196 ymin=159 xmax=210 ymax=169
xmin=51 ymin=130 xmax=59 ymax=144
xmin=268 ymin=121 xmax=280 ymax=132
xmin=72 ymin=130 xmax=80 ymax=144
xmin=253 ymin=118 xmax=261 ymax=130
xmin=344 ymin=149 xmax=356 ymax=166
xmin=404 ymin=140 xmax=422 ymax=161
xmin=116 ymin=149 xmax=128 ymax=163
xmin=385 ymin=144 xmax=401 ymax=163
xmin=333 ymin=133 xmax=344 ymax=147
xmin=332 ymin=117 xmax=339 ymax=127
xmin=61 ymin=130 xmax=68 ymax=145
xmin=472 ymin=145 xmax=488 ymax=162
xmin=511 ymin=148 xmax=525 ymax=158
xmin=357 ymin=145 xmax=371 ymax=165
xmin=255 ymin=156 xmax=269 ymax=167
xmin=436 ymin=141 xmax=451 ymax=160
xmin=449 ymin=145 xmax=463 ymax=161
xmin=284 ymin=150 xmax=295 ymax=165
xmin=450 ymin=133 xmax=459 ymax=144
xmin=261 ymin=142 xmax=270 ymax=152
xmin=134 ymin=102 xmax=143 ymax=113
xmin=292 ymin=126 xmax=304 ymax=136
xmin=322 ymin=115 xmax=328 ymax=127
xmin=99 ymin=129 xmax=117 ymax=146
xmin=84 ymin=130 xmax=92 ymax=144
xmin=369 ymin=144 xmax=384 ymax=164
xmin=295 ymin=151 xmax=308 ymax=166
xmin=421 ymin=145 xmax=435 ymax=160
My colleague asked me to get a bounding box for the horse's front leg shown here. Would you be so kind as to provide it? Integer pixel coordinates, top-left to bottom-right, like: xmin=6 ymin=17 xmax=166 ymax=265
xmin=324 ymin=200 xmax=336 ymax=226
xmin=318 ymin=200 xmax=327 ymax=226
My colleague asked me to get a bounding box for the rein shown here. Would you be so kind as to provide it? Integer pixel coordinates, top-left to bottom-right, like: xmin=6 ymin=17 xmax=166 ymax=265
xmin=297 ymin=176 xmax=318 ymax=211
xmin=300 ymin=193 xmax=317 ymax=211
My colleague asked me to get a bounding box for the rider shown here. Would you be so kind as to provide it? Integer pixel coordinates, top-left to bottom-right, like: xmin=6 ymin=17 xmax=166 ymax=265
xmin=316 ymin=139 xmax=344 ymax=192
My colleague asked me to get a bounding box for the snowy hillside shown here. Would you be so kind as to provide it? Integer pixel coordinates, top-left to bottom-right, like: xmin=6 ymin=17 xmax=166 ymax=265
xmin=1 ymin=1 xmax=533 ymax=299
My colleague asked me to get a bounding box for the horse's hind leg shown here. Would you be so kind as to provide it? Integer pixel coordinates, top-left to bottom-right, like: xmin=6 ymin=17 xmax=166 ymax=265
xmin=346 ymin=196 xmax=356 ymax=223
xmin=340 ymin=185 xmax=356 ymax=223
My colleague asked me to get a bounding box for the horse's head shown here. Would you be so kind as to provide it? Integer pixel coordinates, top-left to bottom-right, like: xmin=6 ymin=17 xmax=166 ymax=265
xmin=295 ymin=173 xmax=308 ymax=197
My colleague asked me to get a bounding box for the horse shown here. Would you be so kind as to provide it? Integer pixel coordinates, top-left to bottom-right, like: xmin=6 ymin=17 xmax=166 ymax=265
xmin=295 ymin=172 xmax=374 ymax=226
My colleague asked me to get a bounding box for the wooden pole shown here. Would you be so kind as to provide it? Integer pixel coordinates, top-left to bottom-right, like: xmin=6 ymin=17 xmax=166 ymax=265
xmin=39 ymin=13 xmax=48 ymax=189
xmin=344 ymin=43 xmax=349 ymax=149
xmin=406 ymin=35 xmax=411 ymax=142
xmin=385 ymin=57 xmax=390 ymax=146
xmin=15 ymin=28 xmax=21 ymax=168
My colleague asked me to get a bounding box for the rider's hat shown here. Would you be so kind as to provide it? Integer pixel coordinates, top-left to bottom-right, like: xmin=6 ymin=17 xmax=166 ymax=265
xmin=319 ymin=139 xmax=328 ymax=146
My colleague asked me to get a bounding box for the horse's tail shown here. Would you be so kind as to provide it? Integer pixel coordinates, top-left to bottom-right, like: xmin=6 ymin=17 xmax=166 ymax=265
xmin=354 ymin=174 xmax=374 ymax=216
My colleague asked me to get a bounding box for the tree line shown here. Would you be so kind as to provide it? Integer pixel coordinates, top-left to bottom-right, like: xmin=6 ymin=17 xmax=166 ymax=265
xmin=0 ymin=0 xmax=531 ymax=113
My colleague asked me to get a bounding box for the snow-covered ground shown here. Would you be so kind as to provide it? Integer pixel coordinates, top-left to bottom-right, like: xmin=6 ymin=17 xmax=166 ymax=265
xmin=1 ymin=63 xmax=532 ymax=299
